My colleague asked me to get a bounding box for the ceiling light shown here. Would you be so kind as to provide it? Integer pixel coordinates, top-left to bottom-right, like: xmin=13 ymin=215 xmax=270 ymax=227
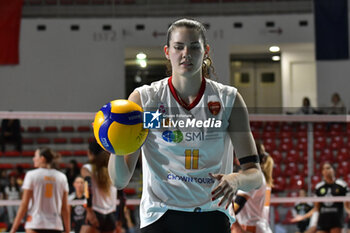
xmin=272 ymin=55 xmax=280 ymax=61
xmin=136 ymin=52 xmax=147 ymax=60
xmin=269 ymin=46 xmax=280 ymax=53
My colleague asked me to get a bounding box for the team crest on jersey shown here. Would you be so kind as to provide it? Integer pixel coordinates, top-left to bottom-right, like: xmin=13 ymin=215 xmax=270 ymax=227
xmin=208 ymin=101 xmax=221 ymax=115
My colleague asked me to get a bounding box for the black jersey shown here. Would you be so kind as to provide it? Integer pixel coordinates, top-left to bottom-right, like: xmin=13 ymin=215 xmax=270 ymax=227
xmin=69 ymin=193 xmax=86 ymax=233
xmin=314 ymin=179 xmax=349 ymax=230
xmin=293 ymin=202 xmax=313 ymax=232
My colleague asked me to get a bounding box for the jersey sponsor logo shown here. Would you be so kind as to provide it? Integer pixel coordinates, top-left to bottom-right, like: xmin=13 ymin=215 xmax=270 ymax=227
xmin=208 ymin=101 xmax=221 ymax=115
xmin=162 ymin=130 xmax=183 ymax=143
xmin=143 ymin=110 xmax=162 ymax=129
xmin=167 ymin=172 xmax=215 ymax=184
xmin=162 ymin=130 xmax=206 ymax=143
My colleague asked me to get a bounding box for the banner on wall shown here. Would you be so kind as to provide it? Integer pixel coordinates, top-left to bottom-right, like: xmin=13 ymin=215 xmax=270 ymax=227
xmin=314 ymin=0 xmax=349 ymax=60
xmin=0 ymin=0 xmax=23 ymax=65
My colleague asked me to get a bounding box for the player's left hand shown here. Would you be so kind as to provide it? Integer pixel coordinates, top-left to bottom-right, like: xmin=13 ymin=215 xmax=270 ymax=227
xmin=210 ymin=172 xmax=239 ymax=209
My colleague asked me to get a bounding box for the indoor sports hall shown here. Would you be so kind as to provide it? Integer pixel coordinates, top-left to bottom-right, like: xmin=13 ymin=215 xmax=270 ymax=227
xmin=0 ymin=0 xmax=350 ymax=232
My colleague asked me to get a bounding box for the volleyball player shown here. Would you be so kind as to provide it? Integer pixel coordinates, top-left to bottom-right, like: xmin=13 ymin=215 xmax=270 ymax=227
xmin=9 ymin=147 xmax=70 ymax=233
xmin=108 ymin=18 xmax=263 ymax=233
xmin=291 ymin=162 xmax=349 ymax=233
xmin=68 ymin=176 xmax=86 ymax=233
xmin=230 ymin=141 xmax=273 ymax=233
xmin=80 ymin=140 xmax=117 ymax=233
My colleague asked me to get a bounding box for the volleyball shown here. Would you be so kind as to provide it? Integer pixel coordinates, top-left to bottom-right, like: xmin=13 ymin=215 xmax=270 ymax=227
xmin=93 ymin=99 xmax=148 ymax=155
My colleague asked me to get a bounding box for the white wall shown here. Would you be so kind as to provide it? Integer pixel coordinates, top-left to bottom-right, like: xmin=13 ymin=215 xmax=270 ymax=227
xmin=0 ymin=14 xmax=318 ymax=112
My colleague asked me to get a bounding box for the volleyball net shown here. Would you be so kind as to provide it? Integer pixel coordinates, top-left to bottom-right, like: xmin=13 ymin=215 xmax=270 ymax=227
xmin=0 ymin=111 xmax=350 ymax=232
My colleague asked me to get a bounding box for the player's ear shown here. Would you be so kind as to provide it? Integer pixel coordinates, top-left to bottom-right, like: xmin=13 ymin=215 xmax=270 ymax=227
xmin=164 ymin=45 xmax=170 ymax=59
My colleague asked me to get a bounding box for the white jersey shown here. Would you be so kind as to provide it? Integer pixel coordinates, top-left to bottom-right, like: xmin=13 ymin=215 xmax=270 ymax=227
xmin=83 ymin=164 xmax=117 ymax=214
xmin=234 ymin=175 xmax=272 ymax=233
xmin=136 ymin=77 xmax=237 ymax=228
xmin=22 ymin=168 xmax=69 ymax=231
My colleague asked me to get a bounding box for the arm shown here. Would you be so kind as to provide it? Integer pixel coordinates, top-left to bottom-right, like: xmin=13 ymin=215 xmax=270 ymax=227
xmin=9 ymin=189 xmax=32 ymax=233
xmin=61 ymin=191 xmax=70 ymax=233
xmin=291 ymin=202 xmax=320 ymax=222
xmin=345 ymin=201 xmax=350 ymax=215
xmin=211 ymin=92 xmax=263 ymax=208
xmin=233 ymin=193 xmax=250 ymax=215
xmin=108 ymin=91 xmax=142 ymax=189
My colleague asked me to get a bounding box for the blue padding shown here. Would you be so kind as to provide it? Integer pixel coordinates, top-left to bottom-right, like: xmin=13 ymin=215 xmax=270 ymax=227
xmin=98 ymin=119 xmax=115 ymax=154
xmin=110 ymin=111 xmax=143 ymax=125
xmin=100 ymin=102 xmax=112 ymax=120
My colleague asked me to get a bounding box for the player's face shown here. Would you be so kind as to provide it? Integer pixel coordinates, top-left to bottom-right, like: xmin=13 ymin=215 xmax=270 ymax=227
xmin=165 ymin=27 xmax=207 ymax=77
xmin=73 ymin=177 xmax=84 ymax=193
xmin=322 ymin=163 xmax=334 ymax=178
xmin=33 ymin=149 xmax=41 ymax=168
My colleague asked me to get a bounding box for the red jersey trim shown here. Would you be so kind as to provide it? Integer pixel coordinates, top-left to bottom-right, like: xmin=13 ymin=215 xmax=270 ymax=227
xmin=168 ymin=76 xmax=206 ymax=111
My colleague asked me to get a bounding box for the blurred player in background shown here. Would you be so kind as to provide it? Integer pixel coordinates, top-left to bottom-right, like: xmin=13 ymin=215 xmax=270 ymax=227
xmin=9 ymin=147 xmax=70 ymax=233
xmin=108 ymin=18 xmax=262 ymax=233
xmin=231 ymin=141 xmax=273 ymax=233
xmin=292 ymin=162 xmax=349 ymax=233
xmin=69 ymin=175 xmax=86 ymax=233
xmin=80 ymin=140 xmax=117 ymax=233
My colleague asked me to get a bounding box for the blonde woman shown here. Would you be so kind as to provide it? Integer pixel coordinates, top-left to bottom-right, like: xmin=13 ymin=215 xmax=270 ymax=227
xmin=80 ymin=140 xmax=117 ymax=233
xmin=231 ymin=141 xmax=274 ymax=233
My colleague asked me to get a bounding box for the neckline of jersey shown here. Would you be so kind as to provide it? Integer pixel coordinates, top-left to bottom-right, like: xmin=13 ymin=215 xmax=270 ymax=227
xmin=168 ymin=76 xmax=206 ymax=111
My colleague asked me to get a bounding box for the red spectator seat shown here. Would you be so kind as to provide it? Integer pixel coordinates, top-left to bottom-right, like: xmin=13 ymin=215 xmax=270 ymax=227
xmin=4 ymin=151 xmax=20 ymax=157
xmin=285 ymin=162 xmax=299 ymax=177
xmin=263 ymin=124 xmax=277 ymax=132
xmin=297 ymin=142 xmax=307 ymax=152
xmin=61 ymin=126 xmax=74 ymax=132
xmin=314 ymin=122 xmax=326 ymax=132
xmin=22 ymin=138 xmax=34 ymax=144
xmin=314 ymin=131 xmax=325 ymax=137
xmin=250 ymin=121 xmax=263 ymax=129
xmin=0 ymin=164 xmax=14 ymax=169
xmin=317 ymin=148 xmax=334 ymax=163
xmin=58 ymin=150 xmax=73 ymax=156
xmin=37 ymin=138 xmax=50 ymax=144
xmin=297 ymin=123 xmax=308 ymax=132
xmin=273 ymin=176 xmax=286 ymax=192
xmin=73 ymin=150 xmax=87 ymax=156
xmin=314 ymin=136 xmax=326 ymax=150
xmin=262 ymin=131 xmax=278 ymax=140
xmin=286 ymin=149 xmax=299 ymax=163
xmin=280 ymin=122 xmax=292 ymax=132
xmin=274 ymin=208 xmax=281 ymax=223
xmin=264 ymin=138 xmax=277 ymax=151
xmin=60 ymin=163 xmax=68 ymax=169
xmin=22 ymin=150 xmax=35 ymax=157
xmin=44 ymin=126 xmax=58 ymax=132
xmin=27 ymin=126 xmax=41 ymax=133
xmin=296 ymin=131 xmax=307 ymax=138
xmin=70 ymin=137 xmax=84 ymax=144
xmin=252 ymin=131 xmax=261 ymax=140
xmin=338 ymin=161 xmax=349 ymax=174
xmin=17 ymin=163 xmax=32 ymax=169
xmin=77 ymin=126 xmax=91 ymax=132
xmin=289 ymin=175 xmax=305 ymax=190
xmin=280 ymin=137 xmax=293 ymax=151
xmin=280 ymin=131 xmax=292 ymax=139
xmin=330 ymin=123 xmax=344 ymax=132
xmin=53 ymin=138 xmax=68 ymax=144
xmin=273 ymin=164 xmax=282 ymax=177
xmin=271 ymin=150 xmax=282 ymax=164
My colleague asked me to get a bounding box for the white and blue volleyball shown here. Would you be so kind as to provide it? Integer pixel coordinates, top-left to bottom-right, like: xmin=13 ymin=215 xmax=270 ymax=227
xmin=93 ymin=99 xmax=148 ymax=155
